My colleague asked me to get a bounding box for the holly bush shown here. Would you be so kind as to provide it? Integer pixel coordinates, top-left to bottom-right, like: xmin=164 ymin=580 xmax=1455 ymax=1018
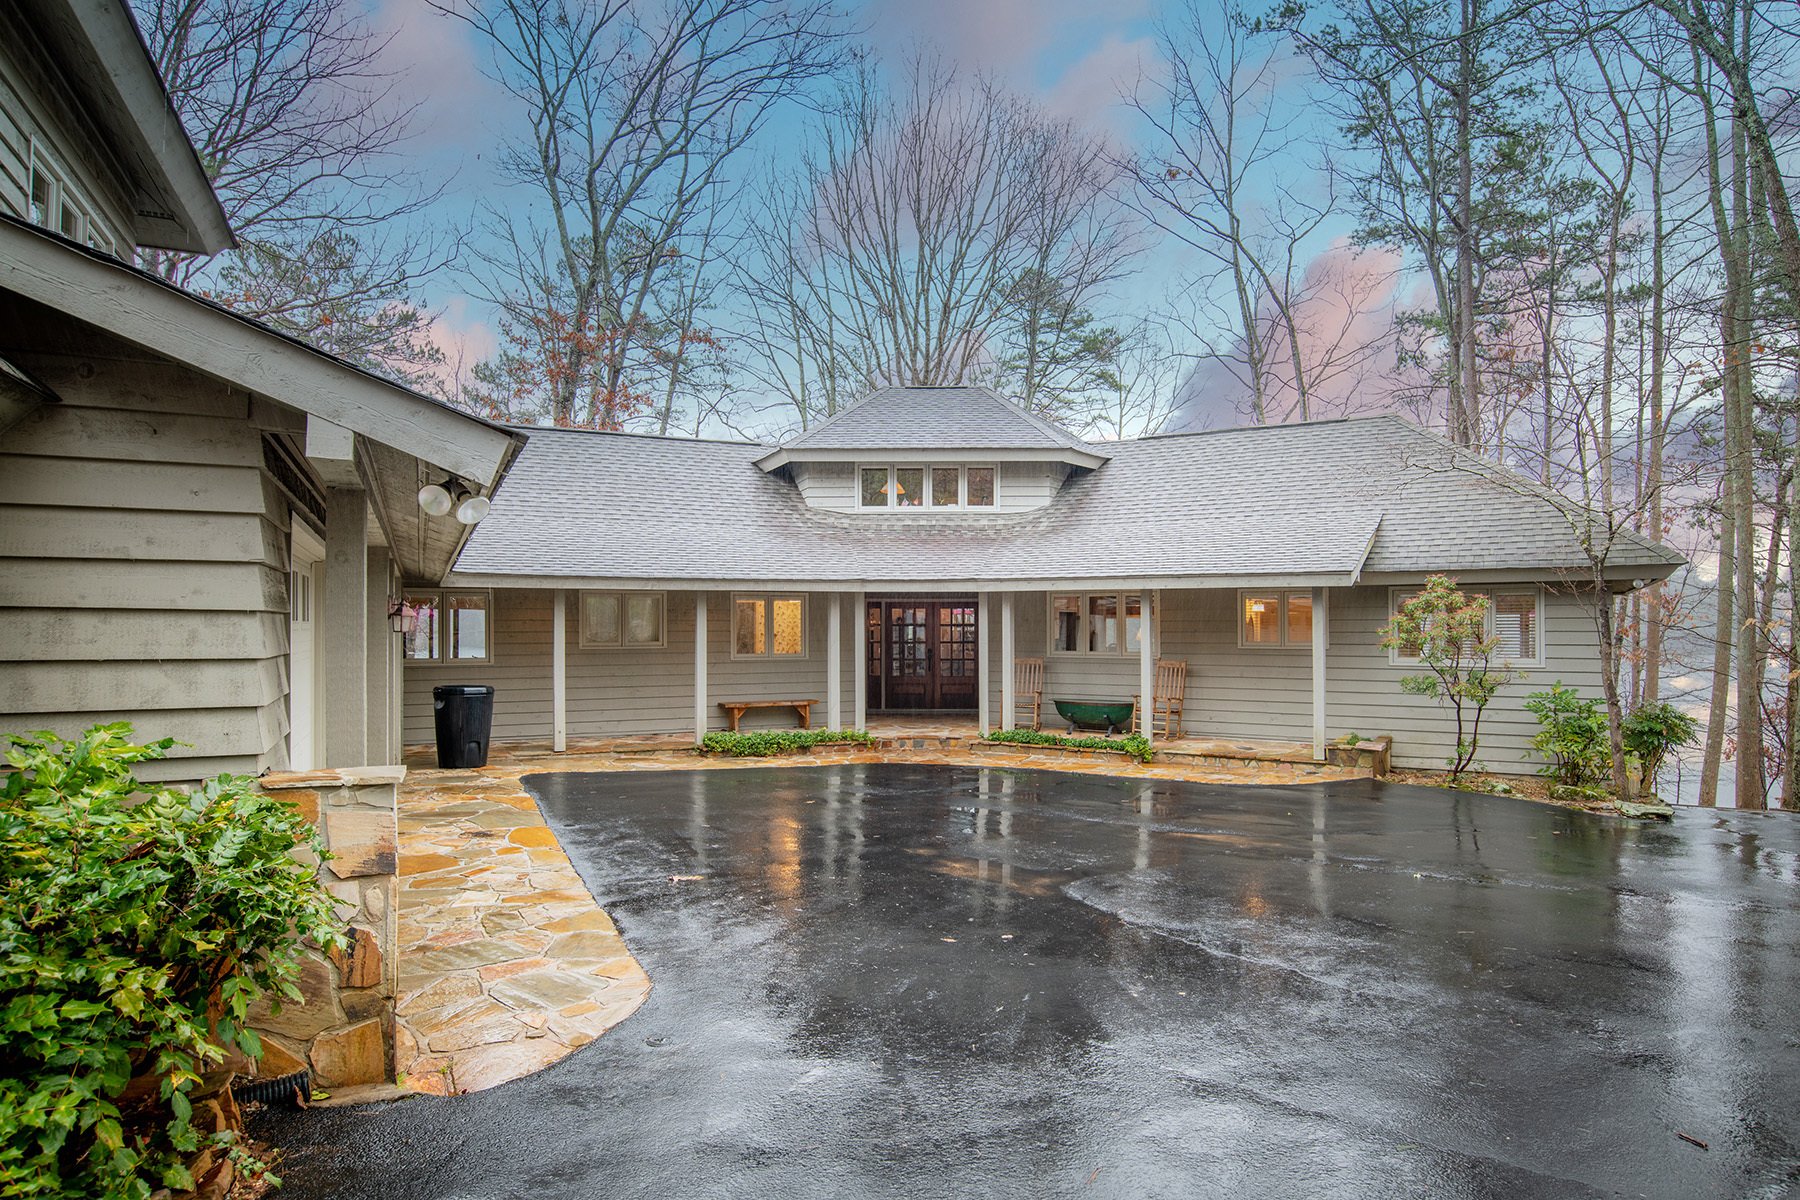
xmin=0 ymin=725 xmax=343 ymax=1198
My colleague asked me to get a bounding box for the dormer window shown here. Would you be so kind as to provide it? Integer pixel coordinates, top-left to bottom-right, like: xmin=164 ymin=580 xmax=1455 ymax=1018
xmin=858 ymin=464 xmax=997 ymax=509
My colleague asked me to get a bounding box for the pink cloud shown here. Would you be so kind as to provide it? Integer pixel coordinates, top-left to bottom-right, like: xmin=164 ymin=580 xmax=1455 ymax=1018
xmin=866 ymin=0 xmax=1151 ymax=83
xmin=420 ymin=294 xmax=498 ymax=399
xmin=363 ymin=0 xmax=515 ymax=188
xmin=1166 ymin=238 xmax=1408 ymax=430
xmin=1043 ymin=33 xmax=1153 ymax=140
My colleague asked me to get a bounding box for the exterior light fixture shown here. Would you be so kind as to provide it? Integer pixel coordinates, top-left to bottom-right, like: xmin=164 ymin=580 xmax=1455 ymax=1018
xmin=417 ymin=477 xmax=491 ymax=525
xmin=418 ymin=478 xmax=456 ymax=516
xmin=387 ymin=598 xmax=417 ymax=634
xmin=454 ymin=494 xmax=491 ymax=525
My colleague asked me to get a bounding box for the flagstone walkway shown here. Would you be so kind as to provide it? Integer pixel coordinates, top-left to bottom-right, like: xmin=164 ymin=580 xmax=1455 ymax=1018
xmin=391 ymin=738 xmax=1370 ymax=1093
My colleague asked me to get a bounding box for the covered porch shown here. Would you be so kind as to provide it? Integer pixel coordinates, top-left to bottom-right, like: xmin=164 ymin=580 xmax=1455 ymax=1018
xmin=402 ymin=582 xmax=1361 ymax=768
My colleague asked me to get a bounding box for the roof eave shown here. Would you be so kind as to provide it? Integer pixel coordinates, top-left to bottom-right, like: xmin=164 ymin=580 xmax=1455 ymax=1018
xmin=440 ymin=570 xmax=1365 ymax=592
xmin=754 ymin=445 xmax=1110 ymax=472
xmin=34 ymin=0 xmax=234 ymax=253
xmin=1 ymin=217 xmax=520 ymax=479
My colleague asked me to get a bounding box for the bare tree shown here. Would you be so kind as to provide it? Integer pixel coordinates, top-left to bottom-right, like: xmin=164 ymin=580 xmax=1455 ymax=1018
xmin=1130 ymin=4 xmax=1390 ymax=425
xmin=1081 ymin=317 xmax=1187 ymax=440
xmin=738 ymin=58 xmax=1137 ymax=428
xmin=131 ymin=0 xmax=451 ymax=380
xmin=440 ymin=0 xmax=846 ymax=428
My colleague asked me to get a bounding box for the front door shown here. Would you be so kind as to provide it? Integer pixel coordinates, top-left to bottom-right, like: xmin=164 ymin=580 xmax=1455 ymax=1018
xmin=870 ymin=599 xmax=980 ymax=711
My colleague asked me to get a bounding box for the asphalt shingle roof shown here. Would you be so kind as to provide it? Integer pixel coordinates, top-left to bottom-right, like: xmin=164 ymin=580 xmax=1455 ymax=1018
xmin=773 ymin=386 xmax=1102 ymax=455
xmin=451 ymin=414 xmax=1685 ymax=586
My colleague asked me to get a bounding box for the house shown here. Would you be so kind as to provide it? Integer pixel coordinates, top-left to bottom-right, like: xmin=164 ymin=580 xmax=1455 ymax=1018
xmin=0 ymin=0 xmax=523 ymax=780
xmin=416 ymin=386 xmax=1682 ymax=773
xmin=0 ymin=0 xmax=1683 ymax=782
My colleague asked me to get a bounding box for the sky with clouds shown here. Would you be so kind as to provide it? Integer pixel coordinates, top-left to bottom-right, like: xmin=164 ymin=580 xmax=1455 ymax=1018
xmin=356 ymin=0 xmax=1382 ymax=435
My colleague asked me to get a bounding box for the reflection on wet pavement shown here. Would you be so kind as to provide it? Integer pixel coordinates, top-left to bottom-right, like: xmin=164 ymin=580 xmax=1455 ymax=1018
xmin=261 ymin=765 xmax=1800 ymax=1199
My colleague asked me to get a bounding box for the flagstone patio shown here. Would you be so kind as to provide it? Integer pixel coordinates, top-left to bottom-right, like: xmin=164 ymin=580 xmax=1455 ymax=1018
xmin=390 ymin=730 xmax=1372 ymax=1094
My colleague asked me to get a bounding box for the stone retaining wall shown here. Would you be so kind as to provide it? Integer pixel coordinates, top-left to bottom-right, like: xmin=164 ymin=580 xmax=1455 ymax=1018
xmin=248 ymin=767 xmax=403 ymax=1088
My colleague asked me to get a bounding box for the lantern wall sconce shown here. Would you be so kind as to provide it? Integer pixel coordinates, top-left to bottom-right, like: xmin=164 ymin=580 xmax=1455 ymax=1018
xmin=417 ymin=477 xmax=491 ymax=525
xmin=388 ymin=598 xmax=418 ymax=634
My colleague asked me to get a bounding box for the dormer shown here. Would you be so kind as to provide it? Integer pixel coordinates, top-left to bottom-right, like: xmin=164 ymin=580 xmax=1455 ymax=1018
xmin=2 ymin=0 xmax=233 ymax=254
xmin=754 ymin=386 xmax=1109 ymax=515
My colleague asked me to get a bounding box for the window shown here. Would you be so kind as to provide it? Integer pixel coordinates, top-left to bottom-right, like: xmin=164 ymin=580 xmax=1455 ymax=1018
xmin=1087 ymin=594 xmax=1119 ymax=653
xmin=860 ymin=466 xmax=888 ymax=507
xmin=733 ymin=594 xmax=806 ymax=658
xmin=404 ymin=590 xmax=492 ymax=664
xmin=894 ymin=467 xmax=924 ymax=507
xmin=857 ymin=464 xmax=999 ymax=509
xmin=1049 ymin=592 xmax=1157 ymax=656
xmin=579 ymin=591 xmax=665 ymax=649
xmin=1238 ymin=590 xmax=1320 ymax=649
xmin=27 ymin=151 xmax=106 ymax=250
xmin=1052 ymin=594 xmax=1080 ymax=652
xmin=966 ymin=466 xmax=995 ymax=507
xmin=1387 ymin=585 xmax=1541 ymax=666
xmin=931 ymin=466 xmax=960 ymax=507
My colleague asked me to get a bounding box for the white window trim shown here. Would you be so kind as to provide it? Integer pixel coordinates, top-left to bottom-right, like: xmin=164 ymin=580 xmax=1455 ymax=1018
xmin=576 ymin=589 xmax=667 ymax=649
xmin=403 ymin=588 xmax=495 ymax=666
xmin=730 ymin=592 xmax=809 ymax=660
xmin=1236 ymin=589 xmax=1325 ymax=650
xmin=1046 ymin=591 xmax=1159 ymax=657
xmin=1386 ymin=584 xmax=1544 ymax=668
xmin=27 ymin=140 xmax=110 ymax=252
xmin=856 ymin=463 xmax=999 ymax=510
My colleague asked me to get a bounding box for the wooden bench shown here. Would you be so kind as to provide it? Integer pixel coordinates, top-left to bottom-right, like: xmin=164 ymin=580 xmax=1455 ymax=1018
xmin=719 ymin=699 xmax=818 ymax=732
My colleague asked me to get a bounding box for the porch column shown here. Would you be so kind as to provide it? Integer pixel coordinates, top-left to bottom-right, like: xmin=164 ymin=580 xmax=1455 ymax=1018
xmin=552 ymin=589 xmax=568 ymax=752
xmin=321 ymin=486 xmax=367 ymax=767
xmin=999 ymin=593 xmax=1016 ymax=731
xmin=365 ymin=547 xmax=392 ymax=764
xmin=694 ymin=591 xmax=708 ymax=743
xmin=1139 ymin=587 xmax=1155 ymax=747
xmin=977 ymin=591 xmax=992 ymax=736
xmin=853 ymin=591 xmax=868 ymax=730
xmin=827 ymin=592 xmax=842 ymax=729
xmin=1312 ymin=586 xmax=1330 ymax=760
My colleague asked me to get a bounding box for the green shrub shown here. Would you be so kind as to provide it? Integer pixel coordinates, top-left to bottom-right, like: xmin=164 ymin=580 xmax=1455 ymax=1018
xmin=698 ymin=729 xmax=876 ymax=757
xmin=1622 ymin=702 xmax=1699 ymax=793
xmin=985 ymin=728 xmax=1155 ymax=763
xmin=1524 ymin=682 xmax=1610 ymax=787
xmin=0 ymin=724 xmax=343 ymax=1199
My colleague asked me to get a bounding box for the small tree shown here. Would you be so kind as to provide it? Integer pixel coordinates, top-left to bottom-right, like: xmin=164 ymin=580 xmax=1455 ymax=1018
xmin=1621 ymin=702 xmax=1699 ymax=798
xmin=1380 ymin=574 xmax=1516 ymax=780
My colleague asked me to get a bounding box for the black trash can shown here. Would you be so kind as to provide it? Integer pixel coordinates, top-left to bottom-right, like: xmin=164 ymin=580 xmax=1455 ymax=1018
xmin=433 ymin=684 xmax=495 ymax=768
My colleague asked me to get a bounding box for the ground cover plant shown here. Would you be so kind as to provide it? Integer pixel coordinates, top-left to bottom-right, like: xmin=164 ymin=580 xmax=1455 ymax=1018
xmin=985 ymin=728 xmax=1155 ymax=763
xmin=0 ymin=725 xmax=342 ymax=1198
xmin=699 ymin=729 xmax=876 ymax=756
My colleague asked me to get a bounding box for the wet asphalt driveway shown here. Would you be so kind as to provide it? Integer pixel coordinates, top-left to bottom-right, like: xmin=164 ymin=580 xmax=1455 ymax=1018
xmin=260 ymin=765 xmax=1800 ymax=1198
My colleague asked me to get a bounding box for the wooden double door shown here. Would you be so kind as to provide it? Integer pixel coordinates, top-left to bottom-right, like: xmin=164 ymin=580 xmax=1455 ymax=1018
xmin=868 ymin=599 xmax=979 ymax=711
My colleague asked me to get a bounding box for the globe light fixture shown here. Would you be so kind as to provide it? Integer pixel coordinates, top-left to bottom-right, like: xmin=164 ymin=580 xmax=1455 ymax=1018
xmin=454 ymin=494 xmax=491 ymax=525
xmin=417 ymin=479 xmax=455 ymax=517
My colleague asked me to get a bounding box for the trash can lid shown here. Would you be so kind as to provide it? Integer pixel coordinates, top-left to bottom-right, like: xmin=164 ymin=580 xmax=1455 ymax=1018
xmin=433 ymin=684 xmax=496 ymax=697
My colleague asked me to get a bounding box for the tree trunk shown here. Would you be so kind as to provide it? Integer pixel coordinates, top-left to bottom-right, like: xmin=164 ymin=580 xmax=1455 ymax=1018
xmin=1730 ymin=27 xmax=1765 ymax=811
xmin=1453 ymin=0 xmax=1479 ymax=448
xmin=1597 ymin=584 xmax=1632 ymax=798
